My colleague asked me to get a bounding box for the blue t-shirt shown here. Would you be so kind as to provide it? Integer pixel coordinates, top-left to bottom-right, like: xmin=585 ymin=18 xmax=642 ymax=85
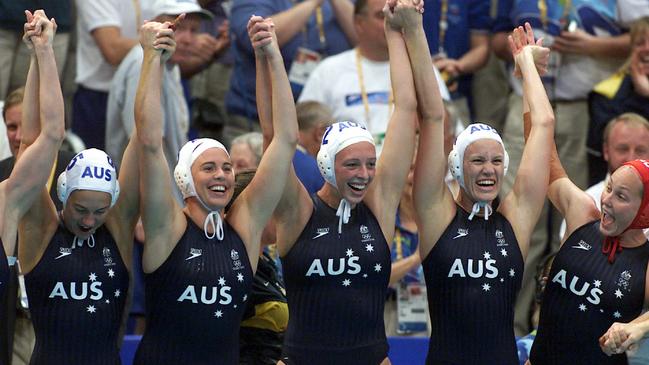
xmin=227 ymin=0 xmax=352 ymax=121
xmin=0 ymin=0 xmax=72 ymax=31
xmin=293 ymin=148 xmax=324 ymax=195
xmin=422 ymin=0 xmax=491 ymax=99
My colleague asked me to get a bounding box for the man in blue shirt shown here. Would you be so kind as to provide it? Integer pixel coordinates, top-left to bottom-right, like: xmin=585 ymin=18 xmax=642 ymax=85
xmin=225 ymin=0 xmax=355 ymax=147
xmin=422 ymin=0 xmax=491 ymax=123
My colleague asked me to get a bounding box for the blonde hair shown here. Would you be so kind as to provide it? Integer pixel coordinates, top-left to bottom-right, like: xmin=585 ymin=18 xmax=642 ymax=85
xmin=621 ymin=17 xmax=649 ymax=73
xmin=603 ymin=112 xmax=649 ymax=144
xmin=3 ymin=87 xmax=24 ymax=120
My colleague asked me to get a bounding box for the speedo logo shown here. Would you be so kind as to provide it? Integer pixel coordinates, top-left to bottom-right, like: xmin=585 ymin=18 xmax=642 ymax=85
xmin=571 ymin=240 xmax=591 ymax=251
xmin=312 ymin=227 xmax=330 ymax=239
xmin=453 ymin=228 xmax=469 ymax=240
xmin=185 ymin=248 xmax=203 ymax=261
xmin=55 ymin=247 xmax=73 ymax=260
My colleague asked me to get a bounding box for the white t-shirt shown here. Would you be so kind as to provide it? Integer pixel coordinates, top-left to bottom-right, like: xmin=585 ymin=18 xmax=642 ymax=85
xmin=75 ymin=0 xmax=154 ymax=91
xmin=299 ymin=48 xmax=449 ymax=154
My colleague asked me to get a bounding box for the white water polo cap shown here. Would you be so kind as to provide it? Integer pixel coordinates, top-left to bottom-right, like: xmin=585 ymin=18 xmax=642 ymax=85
xmin=317 ymin=121 xmax=375 ymax=188
xmin=447 ymin=123 xmax=509 ymax=220
xmin=57 ymin=149 xmax=120 ymax=208
xmin=317 ymin=121 xmax=375 ymax=233
xmin=174 ymin=138 xmax=230 ymax=240
xmin=174 ymin=138 xmax=229 ymax=200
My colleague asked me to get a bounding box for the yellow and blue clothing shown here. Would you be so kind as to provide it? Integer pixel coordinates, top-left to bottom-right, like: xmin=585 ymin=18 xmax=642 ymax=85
xmin=240 ymin=252 xmax=288 ymax=365
xmin=588 ymin=72 xmax=649 ymax=183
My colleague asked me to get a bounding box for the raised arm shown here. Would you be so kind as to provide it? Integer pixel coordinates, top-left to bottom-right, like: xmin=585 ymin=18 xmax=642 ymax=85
xmin=252 ymin=17 xmax=274 ymax=151
xmin=135 ymin=20 xmax=185 ymax=272
xmin=365 ymin=5 xmax=418 ymax=239
xmin=329 ymin=0 xmax=358 ymax=45
xmin=9 ymin=12 xmax=64 ymax=216
xmin=392 ymin=0 xmax=453 ymax=257
xmin=499 ymin=24 xmax=554 ymax=257
xmin=269 ymin=0 xmax=323 ymax=47
xmin=228 ymin=17 xmax=299 ymax=263
xmin=13 ymin=11 xmax=65 ymax=267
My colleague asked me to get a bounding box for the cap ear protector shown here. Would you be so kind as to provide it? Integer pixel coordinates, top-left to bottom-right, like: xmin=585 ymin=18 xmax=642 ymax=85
xmin=317 ymin=121 xmax=375 ymax=188
xmin=447 ymin=123 xmax=509 ymax=188
xmin=57 ymin=149 xmax=120 ymax=207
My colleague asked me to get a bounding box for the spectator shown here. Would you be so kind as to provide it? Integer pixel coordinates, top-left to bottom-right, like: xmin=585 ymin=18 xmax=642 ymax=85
xmin=230 ymin=132 xmax=263 ymax=171
xmin=72 ymin=0 xmax=155 ymax=150
xmin=299 ymin=0 xmax=450 ymax=154
xmin=225 ymin=0 xmax=356 ymax=147
xmin=423 ymin=0 xmax=491 ymax=124
xmin=190 ymin=0 xmax=233 ymax=141
xmin=293 ymin=101 xmax=331 ymax=195
xmin=0 ymin=0 xmax=72 ymax=100
xmin=106 ymin=0 xmax=213 ymax=201
xmin=491 ymin=0 xmax=649 ymax=336
xmin=589 ymin=17 xmax=649 ymax=184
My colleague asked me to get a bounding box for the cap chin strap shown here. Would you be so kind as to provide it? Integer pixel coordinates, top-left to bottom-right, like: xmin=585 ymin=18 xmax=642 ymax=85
xmin=196 ymin=196 xmax=224 ymax=240
xmin=602 ymin=236 xmax=623 ymax=263
xmin=71 ymin=234 xmax=95 ymax=249
xmin=203 ymin=211 xmax=224 ymax=240
xmin=336 ymin=199 xmax=352 ymax=234
xmin=468 ymin=201 xmax=492 ymax=221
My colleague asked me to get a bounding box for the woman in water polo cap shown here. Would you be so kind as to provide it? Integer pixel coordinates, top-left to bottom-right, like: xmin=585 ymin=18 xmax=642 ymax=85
xmin=250 ymin=4 xmax=419 ymax=363
xmin=411 ymin=21 xmax=555 ymax=363
xmin=528 ymin=156 xmax=649 ymax=362
xmin=15 ymin=11 xmax=143 ymax=365
xmin=132 ymin=15 xmax=297 ymax=364
xmin=0 ymin=11 xmax=65 ymax=364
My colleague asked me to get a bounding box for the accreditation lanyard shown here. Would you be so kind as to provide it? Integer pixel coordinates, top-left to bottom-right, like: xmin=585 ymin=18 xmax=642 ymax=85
xmin=395 ymin=228 xmax=404 ymax=260
xmin=293 ymin=0 xmax=327 ymax=52
xmin=437 ymin=0 xmax=449 ymax=57
xmin=132 ymin=0 xmax=142 ymax=28
xmin=355 ymin=48 xmax=393 ymax=131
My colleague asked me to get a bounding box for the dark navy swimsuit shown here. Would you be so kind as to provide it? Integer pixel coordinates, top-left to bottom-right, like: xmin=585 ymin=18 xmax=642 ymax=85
xmin=530 ymin=220 xmax=649 ymax=365
xmin=281 ymin=195 xmax=391 ymax=365
xmin=422 ymin=205 xmax=524 ymax=365
xmin=134 ymin=215 xmax=253 ymax=365
xmin=25 ymin=224 xmax=129 ymax=365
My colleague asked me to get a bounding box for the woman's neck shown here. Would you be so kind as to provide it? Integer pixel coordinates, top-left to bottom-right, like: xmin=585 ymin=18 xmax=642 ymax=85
xmin=618 ymin=229 xmax=648 ymax=248
xmin=184 ymin=198 xmax=223 ymax=233
xmin=317 ymin=183 xmax=356 ymax=210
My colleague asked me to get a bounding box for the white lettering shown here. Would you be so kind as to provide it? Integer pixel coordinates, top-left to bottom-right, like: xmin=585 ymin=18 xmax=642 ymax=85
xmin=448 ymin=259 xmax=466 ymax=278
